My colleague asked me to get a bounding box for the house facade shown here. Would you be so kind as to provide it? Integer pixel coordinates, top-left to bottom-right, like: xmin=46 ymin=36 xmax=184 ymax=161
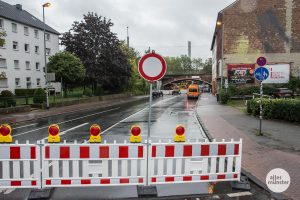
xmin=211 ymin=0 xmax=300 ymax=94
xmin=0 ymin=1 xmax=59 ymax=93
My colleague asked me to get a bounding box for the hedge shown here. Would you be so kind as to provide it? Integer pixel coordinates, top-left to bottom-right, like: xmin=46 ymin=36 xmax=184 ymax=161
xmin=227 ymin=85 xmax=277 ymax=96
xmin=15 ymin=89 xmax=37 ymax=97
xmin=33 ymin=88 xmax=46 ymax=104
xmin=0 ymin=90 xmax=16 ymax=107
xmin=247 ymin=98 xmax=300 ymax=122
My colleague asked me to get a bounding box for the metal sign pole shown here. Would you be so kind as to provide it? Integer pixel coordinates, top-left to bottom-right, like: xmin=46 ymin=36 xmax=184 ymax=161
xmin=259 ymin=81 xmax=263 ymax=136
xmin=146 ymin=83 xmax=153 ymax=186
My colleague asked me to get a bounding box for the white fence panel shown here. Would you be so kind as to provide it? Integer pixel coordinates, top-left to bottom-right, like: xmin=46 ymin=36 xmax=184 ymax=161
xmin=42 ymin=140 xmax=146 ymax=187
xmin=0 ymin=141 xmax=40 ymax=188
xmin=149 ymin=139 xmax=242 ymax=185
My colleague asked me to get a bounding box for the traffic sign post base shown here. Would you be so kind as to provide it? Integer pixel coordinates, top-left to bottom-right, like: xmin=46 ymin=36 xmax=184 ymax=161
xmin=137 ymin=185 xmax=157 ymax=198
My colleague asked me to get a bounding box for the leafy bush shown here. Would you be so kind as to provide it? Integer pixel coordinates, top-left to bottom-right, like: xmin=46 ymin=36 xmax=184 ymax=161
xmin=83 ymin=88 xmax=93 ymax=97
xmin=15 ymin=89 xmax=37 ymax=97
xmin=33 ymin=88 xmax=46 ymax=104
xmin=0 ymin=90 xmax=16 ymax=107
xmin=247 ymin=98 xmax=300 ymax=122
xmin=219 ymin=90 xmax=230 ymax=104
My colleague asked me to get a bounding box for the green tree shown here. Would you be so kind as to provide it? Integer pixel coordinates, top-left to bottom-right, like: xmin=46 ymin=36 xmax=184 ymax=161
xmin=202 ymin=58 xmax=212 ymax=74
xmin=0 ymin=31 xmax=6 ymax=47
xmin=180 ymin=55 xmax=192 ymax=71
xmin=192 ymin=58 xmax=204 ymax=71
xmin=120 ymin=43 xmax=149 ymax=94
xmin=60 ymin=12 xmax=130 ymax=93
xmin=47 ymin=51 xmax=85 ymax=93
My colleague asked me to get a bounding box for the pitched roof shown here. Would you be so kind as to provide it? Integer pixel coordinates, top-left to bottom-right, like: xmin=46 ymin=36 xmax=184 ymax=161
xmin=0 ymin=0 xmax=60 ymax=35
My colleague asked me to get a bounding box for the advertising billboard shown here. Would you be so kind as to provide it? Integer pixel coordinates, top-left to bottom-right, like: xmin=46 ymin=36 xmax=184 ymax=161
xmin=227 ymin=64 xmax=255 ymax=84
xmin=263 ymin=64 xmax=290 ymax=84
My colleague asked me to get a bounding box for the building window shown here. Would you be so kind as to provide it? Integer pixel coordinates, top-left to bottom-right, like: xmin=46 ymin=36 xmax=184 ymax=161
xmin=26 ymin=77 xmax=31 ymax=89
xmin=26 ymin=61 xmax=30 ymax=70
xmin=36 ymin=62 xmax=40 ymax=71
xmin=14 ymin=60 xmax=19 ymax=69
xmin=24 ymin=26 xmax=29 ymax=36
xmin=24 ymin=44 xmax=30 ymax=52
xmin=46 ymin=48 xmax=51 ymax=56
xmin=0 ymin=39 xmax=5 ymax=48
xmin=0 ymin=58 xmax=6 ymax=68
xmin=0 ymin=19 xmax=3 ymax=29
xmin=35 ymin=46 xmax=39 ymax=54
xmin=15 ymin=78 xmax=21 ymax=87
xmin=34 ymin=29 xmax=39 ymax=38
xmin=0 ymin=79 xmax=8 ymax=88
xmin=13 ymin=41 xmax=18 ymax=50
xmin=45 ymin=33 xmax=50 ymax=41
xmin=36 ymin=78 xmax=41 ymax=87
xmin=12 ymin=23 xmax=17 ymax=33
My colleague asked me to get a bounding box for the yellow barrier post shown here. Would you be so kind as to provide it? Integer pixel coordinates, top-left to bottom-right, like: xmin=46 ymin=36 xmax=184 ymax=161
xmin=89 ymin=124 xmax=101 ymax=143
xmin=48 ymin=124 xmax=60 ymax=143
xmin=130 ymin=125 xmax=141 ymax=143
xmin=0 ymin=124 xmax=12 ymax=143
xmin=174 ymin=125 xmax=185 ymax=142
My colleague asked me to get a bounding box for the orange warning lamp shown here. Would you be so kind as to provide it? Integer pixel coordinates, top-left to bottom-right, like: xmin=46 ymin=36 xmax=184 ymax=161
xmin=130 ymin=125 xmax=141 ymax=143
xmin=48 ymin=124 xmax=60 ymax=143
xmin=89 ymin=124 xmax=101 ymax=143
xmin=0 ymin=124 xmax=12 ymax=143
xmin=174 ymin=125 xmax=185 ymax=142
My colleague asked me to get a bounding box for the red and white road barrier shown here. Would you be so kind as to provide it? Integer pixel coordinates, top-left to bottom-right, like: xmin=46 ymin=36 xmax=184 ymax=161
xmin=42 ymin=140 xmax=146 ymax=187
xmin=149 ymin=139 xmax=242 ymax=184
xmin=0 ymin=139 xmax=242 ymax=188
xmin=0 ymin=141 xmax=40 ymax=188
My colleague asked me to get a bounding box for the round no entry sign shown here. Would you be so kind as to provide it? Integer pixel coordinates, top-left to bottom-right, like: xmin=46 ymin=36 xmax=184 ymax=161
xmin=138 ymin=52 xmax=167 ymax=82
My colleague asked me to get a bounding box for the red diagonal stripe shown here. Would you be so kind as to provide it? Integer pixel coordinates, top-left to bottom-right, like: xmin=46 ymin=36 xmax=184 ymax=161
xmin=152 ymin=146 xmax=156 ymax=157
xmin=201 ymin=145 xmax=209 ymax=156
xmin=61 ymin=180 xmax=71 ymax=185
xmin=100 ymin=146 xmax=109 ymax=158
xmin=183 ymin=145 xmax=192 ymax=157
xmin=183 ymin=176 xmax=192 ymax=181
xmin=120 ymin=178 xmax=129 ymax=184
xmin=100 ymin=179 xmax=110 ymax=184
xmin=200 ymin=175 xmax=209 ymax=180
xmin=138 ymin=146 xmax=143 ymax=158
xmin=234 ymin=144 xmax=239 ymax=155
xmin=165 ymin=177 xmax=174 ymax=182
xmin=45 ymin=146 xmax=50 ymax=159
xmin=31 ymin=180 xmax=37 ymax=186
xmin=46 ymin=180 xmax=51 ymax=185
xmin=217 ymin=174 xmax=226 ymax=179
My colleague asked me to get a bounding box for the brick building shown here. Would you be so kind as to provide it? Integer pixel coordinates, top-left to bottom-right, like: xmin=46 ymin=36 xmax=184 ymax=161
xmin=211 ymin=0 xmax=300 ymax=94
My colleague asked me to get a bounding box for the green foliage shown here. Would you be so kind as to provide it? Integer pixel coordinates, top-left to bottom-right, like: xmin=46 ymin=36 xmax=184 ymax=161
xmin=33 ymin=88 xmax=46 ymax=104
xmin=47 ymin=51 xmax=85 ymax=88
xmin=60 ymin=13 xmax=130 ymax=92
xmin=288 ymin=77 xmax=300 ymax=92
xmin=15 ymin=89 xmax=37 ymax=97
xmin=247 ymin=98 xmax=300 ymax=122
xmin=164 ymin=56 xmax=212 ymax=75
xmin=0 ymin=31 xmax=6 ymax=47
xmin=0 ymin=90 xmax=16 ymax=107
xmin=219 ymin=89 xmax=230 ymax=104
xmin=83 ymin=88 xmax=93 ymax=97
xmin=121 ymin=44 xmax=149 ymax=95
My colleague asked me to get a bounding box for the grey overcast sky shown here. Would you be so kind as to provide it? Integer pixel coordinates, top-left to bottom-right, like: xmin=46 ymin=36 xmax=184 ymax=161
xmin=5 ymin=0 xmax=235 ymax=59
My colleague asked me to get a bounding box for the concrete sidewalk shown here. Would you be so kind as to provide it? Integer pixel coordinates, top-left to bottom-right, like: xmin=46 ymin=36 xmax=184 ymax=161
xmin=0 ymin=95 xmax=148 ymax=124
xmin=196 ymin=93 xmax=300 ymax=200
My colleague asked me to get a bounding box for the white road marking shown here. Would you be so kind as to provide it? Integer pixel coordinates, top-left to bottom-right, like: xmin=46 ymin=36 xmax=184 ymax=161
xmin=42 ymin=123 xmax=89 ymax=140
xmin=101 ymin=96 xmax=178 ymax=135
xmin=227 ymin=191 xmax=252 ymax=197
xmin=13 ymin=107 xmax=119 ymax=137
xmin=14 ymin=123 xmax=38 ymax=129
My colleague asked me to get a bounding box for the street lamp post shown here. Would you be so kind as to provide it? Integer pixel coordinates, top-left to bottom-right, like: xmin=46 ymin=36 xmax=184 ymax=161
xmin=43 ymin=2 xmax=51 ymax=109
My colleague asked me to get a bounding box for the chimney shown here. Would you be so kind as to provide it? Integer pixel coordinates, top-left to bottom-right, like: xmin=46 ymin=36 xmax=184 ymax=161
xmin=15 ymin=4 xmax=22 ymax=10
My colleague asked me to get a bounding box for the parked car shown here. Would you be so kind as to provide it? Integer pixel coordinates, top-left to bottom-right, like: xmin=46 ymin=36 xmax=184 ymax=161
xmin=152 ymin=90 xmax=163 ymax=98
xmin=172 ymin=89 xmax=181 ymax=95
xmin=273 ymin=88 xmax=295 ymax=98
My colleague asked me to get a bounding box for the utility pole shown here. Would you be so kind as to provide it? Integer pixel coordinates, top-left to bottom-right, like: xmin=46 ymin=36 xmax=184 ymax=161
xmin=126 ymin=26 xmax=129 ymax=47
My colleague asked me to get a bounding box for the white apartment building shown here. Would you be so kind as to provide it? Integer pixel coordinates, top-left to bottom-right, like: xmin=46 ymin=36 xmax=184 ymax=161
xmin=0 ymin=1 xmax=59 ymax=93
